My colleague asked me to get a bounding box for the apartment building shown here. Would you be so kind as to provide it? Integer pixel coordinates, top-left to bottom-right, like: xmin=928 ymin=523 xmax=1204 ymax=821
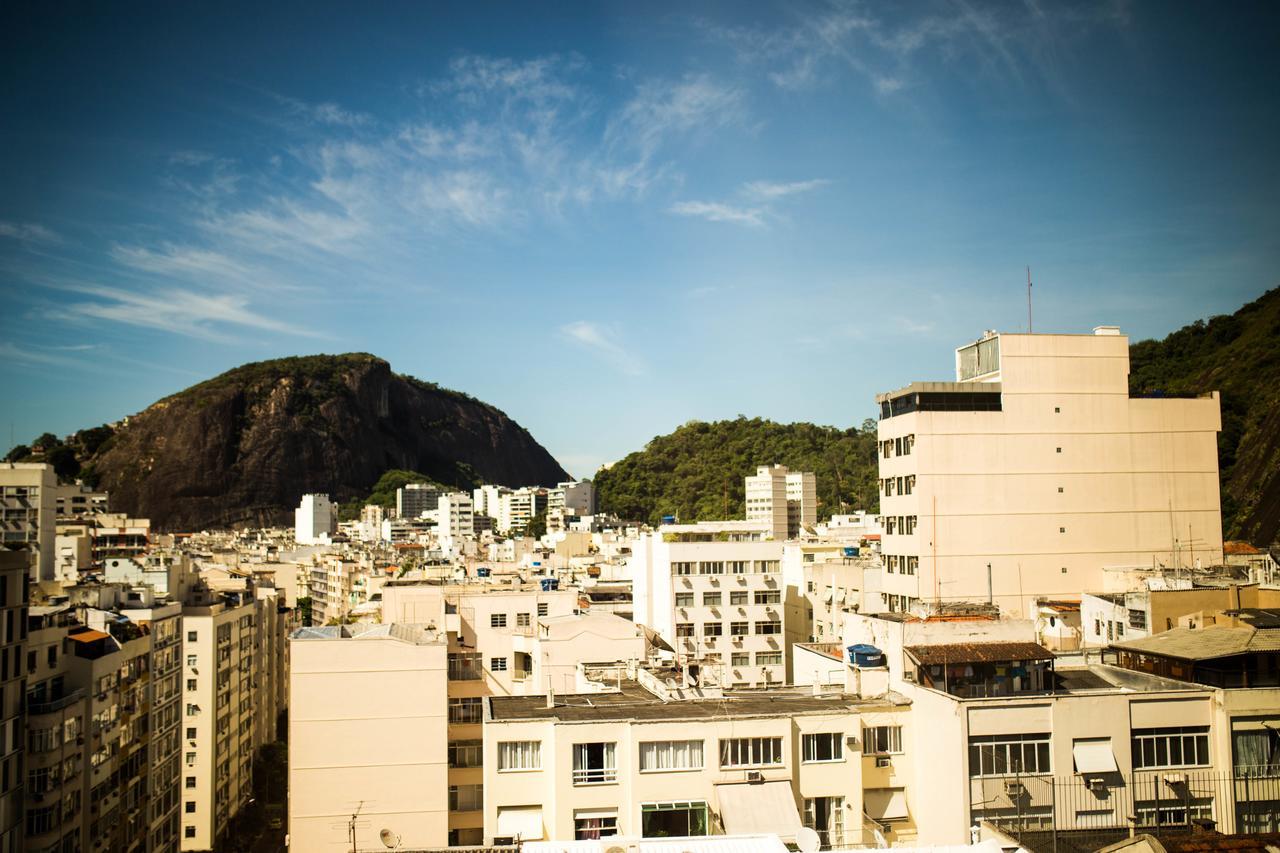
xmin=630 ymin=523 xmax=788 ymax=687
xmin=293 ymin=494 xmax=335 ymax=545
xmin=496 ymin=488 xmax=548 ymax=536
xmin=289 ymin=623 xmax=449 ymax=851
xmin=438 ymin=493 xmax=475 ymax=554
xmin=547 ymin=482 xmax=596 ymax=535
xmin=836 ymin=608 xmax=1280 ymax=845
xmin=745 ymin=466 xmax=816 ymax=541
xmin=875 ymin=327 xmax=1224 ymax=617
xmin=307 ymin=556 xmax=359 ymax=625
xmin=25 ymin=594 xmax=184 ymax=853
xmin=398 ymin=483 xmax=443 ymax=520
xmin=1080 ymin=583 xmax=1280 ymax=649
xmin=53 ymin=481 xmax=109 ymax=520
xmin=482 ymin=673 xmax=910 ymax=848
xmin=0 ymin=550 xmax=25 ymax=852
xmin=1 ymin=462 xmax=56 ymax=580
xmin=179 ymin=590 xmax=272 ymax=851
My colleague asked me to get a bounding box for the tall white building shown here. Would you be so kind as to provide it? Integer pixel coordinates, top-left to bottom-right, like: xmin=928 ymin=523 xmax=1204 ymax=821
xmin=437 ymin=492 xmax=475 ymax=554
xmin=875 ymin=326 xmax=1224 ymax=617
xmin=745 ymin=464 xmax=816 ymax=540
xmin=293 ymin=493 xmax=335 ymax=545
xmin=472 ymin=485 xmax=508 ymax=520
xmin=629 ymin=522 xmax=787 ymax=687
xmin=498 ymin=487 xmax=547 ymax=535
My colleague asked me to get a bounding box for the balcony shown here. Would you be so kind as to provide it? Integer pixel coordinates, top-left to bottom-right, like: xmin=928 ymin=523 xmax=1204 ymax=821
xmin=28 ymin=689 xmax=86 ymax=716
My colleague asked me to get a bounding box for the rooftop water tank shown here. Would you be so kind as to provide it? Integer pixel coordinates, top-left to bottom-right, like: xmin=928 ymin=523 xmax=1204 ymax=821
xmin=540 ymin=577 xmax=559 ymax=592
xmin=847 ymin=644 xmax=884 ymax=667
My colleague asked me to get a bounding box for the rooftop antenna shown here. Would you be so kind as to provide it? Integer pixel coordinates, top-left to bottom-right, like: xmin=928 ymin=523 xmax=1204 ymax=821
xmin=1026 ymin=266 xmax=1033 ymax=333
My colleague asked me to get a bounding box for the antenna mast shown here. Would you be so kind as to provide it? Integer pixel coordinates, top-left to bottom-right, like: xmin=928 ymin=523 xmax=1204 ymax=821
xmin=1026 ymin=266 xmax=1033 ymax=333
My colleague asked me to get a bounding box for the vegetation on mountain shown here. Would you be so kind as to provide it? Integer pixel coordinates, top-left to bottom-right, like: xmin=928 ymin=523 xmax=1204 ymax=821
xmin=1129 ymin=287 xmax=1280 ymax=545
xmin=594 ymin=417 xmax=880 ymax=526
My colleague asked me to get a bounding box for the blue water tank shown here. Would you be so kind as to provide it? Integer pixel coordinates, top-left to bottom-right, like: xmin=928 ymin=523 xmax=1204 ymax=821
xmin=540 ymin=578 xmax=559 ymax=592
xmin=842 ymin=546 xmax=859 ymax=558
xmin=476 ymin=567 xmax=491 ymax=578
xmin=661 ymin=515 xmax=677 ymax=525
xmin=847 ymin=644 xmax=884 ymax=667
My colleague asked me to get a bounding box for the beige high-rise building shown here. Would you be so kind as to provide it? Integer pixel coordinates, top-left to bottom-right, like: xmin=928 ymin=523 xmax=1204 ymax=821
xmin=875 ymin=327 xmax=1223 ymax=617
xmin=289 ymin=623 xmax=449 ymax=852
xmin=0 ymin=462 xmax=56 ymax=580
xmin=0 ymin=551 xmax=25 ymax=852
xmin=746 ymin=465 xmax=816 ymax=540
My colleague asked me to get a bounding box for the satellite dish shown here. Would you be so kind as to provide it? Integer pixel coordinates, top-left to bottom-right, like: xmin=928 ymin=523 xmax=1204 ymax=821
xmin=604 ymin=846 xmax=628 ymax=853
xmin=797 ymin=827 xmax=821 ymax=853
xmin=380 ymin=829 xmax=401 ymax=849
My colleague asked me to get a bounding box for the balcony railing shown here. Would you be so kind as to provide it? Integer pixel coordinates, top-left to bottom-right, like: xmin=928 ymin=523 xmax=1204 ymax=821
xmin=572 ymin=767 xmax=617 ymax=785
xmin=28 ymin=689 xmax=86 ymax=716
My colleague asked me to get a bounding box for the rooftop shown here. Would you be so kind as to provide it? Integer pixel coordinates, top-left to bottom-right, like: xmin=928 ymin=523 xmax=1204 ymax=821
xmin=905 ymin=641 xmax=1054 ymax=665
xmin=291 ymin=623 xmax=442 ymax=645
xmin=488 ymin=679 xmax=906 ymax=723
xmin=1110 ymin=626 xmax=1280 ymax=661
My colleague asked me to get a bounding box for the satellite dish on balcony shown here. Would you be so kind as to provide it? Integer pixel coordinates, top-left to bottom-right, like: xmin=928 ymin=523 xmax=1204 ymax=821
xmin=797 ymin=827 xmax=821 ymax=853
xmin=380 ymin=829 xmax=401 ymax=849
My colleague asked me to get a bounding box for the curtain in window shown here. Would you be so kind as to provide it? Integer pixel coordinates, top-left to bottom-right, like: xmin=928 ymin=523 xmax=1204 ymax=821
xmin=500 ymin=741 xmax=540 ymax=770
xmin=1234 ymin=730 xmax=1280 ymax=775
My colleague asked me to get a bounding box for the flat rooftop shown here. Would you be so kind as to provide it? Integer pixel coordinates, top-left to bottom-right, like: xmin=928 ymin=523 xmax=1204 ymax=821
xmin=489 ymin=679 xmax=907 ymax=723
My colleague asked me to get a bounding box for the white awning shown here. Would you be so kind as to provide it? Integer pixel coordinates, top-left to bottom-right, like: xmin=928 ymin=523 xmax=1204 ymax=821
xmin=864 ymin=788 xmax=909 ymax=821
xmin=715 ymin=781 xmax=803 ymax=840
xmin=497 ymin=806 xmax=545 ymax=840
xmin=1072 ymin=739 xmax=1118 ymax=775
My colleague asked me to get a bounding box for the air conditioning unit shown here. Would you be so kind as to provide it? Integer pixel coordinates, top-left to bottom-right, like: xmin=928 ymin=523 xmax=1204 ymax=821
xmin=746 ymin=770 xmax=764 ymax=783
xmin=1003 ymin=781 xmax=1025 ymax=798
xmin=846 ymin=735 xmax=860 ymax=748
xmin=1086 ymin=777 xmax=1107 ymax=792
xmin=876 ymin=756 xmax=892 ymax=768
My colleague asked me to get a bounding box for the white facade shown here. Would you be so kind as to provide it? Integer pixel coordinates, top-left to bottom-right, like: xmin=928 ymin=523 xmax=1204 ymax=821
xmin=875 ymin=328 xmax=1224 ymax=617
xmin=0 ymin=461 xmax=56 ymax=579
xmin=745 ymin=465 xmax=816 ymax=540
xmin=499 ymin=488 xmax=548 ymax=535
xmin=294 ymin=493 xmax=336 ymax=545
xmin=629 ymin=523 xmax=787 ymax=687
xmin=438 ymin=492 xmax=476 ymax=554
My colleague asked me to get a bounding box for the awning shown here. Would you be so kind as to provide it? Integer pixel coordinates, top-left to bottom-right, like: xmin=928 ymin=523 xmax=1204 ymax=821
xmin=1073 ymin=739 xmax=1118 ymax=774
xmin=715 ymin=781 xmax=802 ymax=840
xmin=497 ymin=806 xmax=544 ymax=840
xmin=864 ymin=788 xmax=908 ymax=821
xmin=67 ymin=630 xmax=110 ymax=643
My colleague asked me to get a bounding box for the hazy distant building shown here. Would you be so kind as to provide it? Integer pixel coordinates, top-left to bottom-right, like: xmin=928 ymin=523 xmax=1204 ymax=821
xmin=397 ymin=483 xmax=442 ymax=520
xmin=875 ymin=326 xmax=1224 ymax=617
xmin=294 ymin=493 xmax=336 ymax=545
xmin=745 ymin=464 xmax=815 ymax=540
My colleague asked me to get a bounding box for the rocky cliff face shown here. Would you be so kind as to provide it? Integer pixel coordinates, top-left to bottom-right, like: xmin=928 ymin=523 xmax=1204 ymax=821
xmin=86 ymin=354 xmax=568 ymax=531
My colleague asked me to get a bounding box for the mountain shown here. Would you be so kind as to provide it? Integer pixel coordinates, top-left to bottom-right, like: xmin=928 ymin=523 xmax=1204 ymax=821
xmin=1129 ymin=287 xmax=1280 ymax=546
xmin=43 ymin=354 xmax=568 ymax=531
xmin=593 ymin=417 xmax=880 ymax=526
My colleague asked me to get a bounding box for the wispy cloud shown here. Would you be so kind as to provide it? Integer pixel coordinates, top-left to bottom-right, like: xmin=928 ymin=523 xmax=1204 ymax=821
xmin=669 ymin=177 xmax=827 ymax=228
xmin=0 ymin=221 xmax=61 ymax=244
xmin=560 ymin=321 xmax=645 ymax=376
xmin=669 ymin=200 xmax=765 ymax=228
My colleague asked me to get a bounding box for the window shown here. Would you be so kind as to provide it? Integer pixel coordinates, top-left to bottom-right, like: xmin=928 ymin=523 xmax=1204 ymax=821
xmin=641 ymin=801 xmax=708 ymax=838
xmin=573 ymin=742 xmax=617 ymax=784
xmin=756 ymin=651 xmax=782 ymax=665
xmin=575 ymin=810 xmax=618 ymax=840
xmin=187 ymin=631 xmax=197 ymax=642
xmin=703 ymin=623 xmax=723 ymax=637
xmin=491 ymin=613 xmax=507 ymax=628
xmin=448 ymin=740 xmax=483 ymax=768
xmin=185 ymin=752 xmax=196 ymax=767
xmin=1232 ymin=728 xmax=1280 ymax=777
xmin=1129 ymin=609 xmax=1148 ymax=630
xmin=755 ymin=621 xmax=781 ymax=635
xmin=448 ymin=697 xmax=483 ymax=724
xmin=1056 ymin=447 xmax=1062 ymax=453
xmin=517 ymin=612 xmax=531 ymax=627
xmin=968 ymin=733 xmax=1051 ymax=776
xmin=538 ymin=603 xmax=549 ymax=617
xmin=758 ymin=560 xmax=780 ymax=573
xmin=185 ymin=827 xmax=196 ymax=839
xmin=186 ymin=654 xmax=197 ymax=667
xmin=754 ymin=590 xmax=780 ymax=605
xmin=185 ymin=802 xmax=196 ymax=813
xmin=730 ymin=561 xmax=748 ymax=574
xmin=498 ymin=741 xmax=541 ymax=771
xmin=731 ymin=652 xmax=750 ymax=666
xmin=720 ymin=737 xmax=783 ymax=768
xmin=639 ymin=740 xmax=704 ymax=772
xmin=730 ymin=591 xmax=748 ymax=605
xmin=730 ymin=621 xmax=749 ymax=636
xmin=863 ymin=726 xmax=903 ymax=755
xmin=674 ymin=593 xmax=694 ymax=608
xmin=185 ymin=776 xmax=196 ymax=789
xmin=802 ymin=732 xmax=844 ymax=762
xmin=491 ymin=657 xmax=508 ymax=672
xmin=448 ymin=653 xmax=483 ymax=681
xmin=186 ymin=679 xmax=197 ymax=691
xmin=1134 ymin=798 xmax=1215 ymax=827
xmin=1132 ymin=727 xmax=1210 ymax=769
xmin=676 ymin=623 xmax=694 ymax=638
xmin=673 ymin=562 xmax=695 ymax=576
xmin=449 ymin=784 xmax=484 ymax=811
xmin=702 ymin=592 xmax=722 ymax=606
xmin=804 ymin=796 xmax=846 ymax=848
xmin=186 ymin=727 xmax=196 ymax=740
xmin=1058 ymin=486 xmax=1064 ymax=493
xmin=699 ymin=561 xmax=724 ymax=575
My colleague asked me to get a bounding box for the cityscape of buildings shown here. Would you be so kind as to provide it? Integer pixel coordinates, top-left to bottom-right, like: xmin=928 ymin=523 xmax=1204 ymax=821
xmin=1 ymin=325 xmax=1278 ymax=853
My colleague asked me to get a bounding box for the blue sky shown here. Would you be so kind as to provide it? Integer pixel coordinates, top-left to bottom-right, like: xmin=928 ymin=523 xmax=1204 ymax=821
xmin=2 ymin=1 xmax=1278 ymax=478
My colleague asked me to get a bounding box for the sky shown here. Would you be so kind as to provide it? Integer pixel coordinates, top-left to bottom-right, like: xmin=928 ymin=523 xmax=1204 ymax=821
xmin=2 ymin=1 xmax=1278 ymax=478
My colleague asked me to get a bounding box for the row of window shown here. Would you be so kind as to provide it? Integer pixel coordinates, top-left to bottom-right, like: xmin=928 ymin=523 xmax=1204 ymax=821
xmin=489 ymin=606 xmax=547 ymax=628
xmin=672 ymin=561 xmax=781 ymax=576
xmin=880 ymin=475 xmax=915 ymax=497
xmin=967 ymin=727 xmax=1211 ymax=777
xmin=675 ymin=620 xmax=781 ymax=638
xmin=566 ymin=797 xmax=843 ymax=842
xmin=884 ymin=515 xmax=917 ymax=536
xmin=880 ymin=435 xmax=915 ymax=458
xmin=885 ymin=555 xmax=919 ymax=575
xmin=488 ymin=729 xmax=904 ymax=778
xmin=674 ymin=590 xmax=780 ymax=607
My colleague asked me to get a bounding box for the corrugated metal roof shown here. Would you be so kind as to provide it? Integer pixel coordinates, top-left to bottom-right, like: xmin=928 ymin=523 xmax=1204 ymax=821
xmin=1110 ymin=626 xmax=1280 ymax=660
xmin=905 ymin=642 xmax=1053 ymax=665
xmin=524 ymin=835 xmax=790 ymax=853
